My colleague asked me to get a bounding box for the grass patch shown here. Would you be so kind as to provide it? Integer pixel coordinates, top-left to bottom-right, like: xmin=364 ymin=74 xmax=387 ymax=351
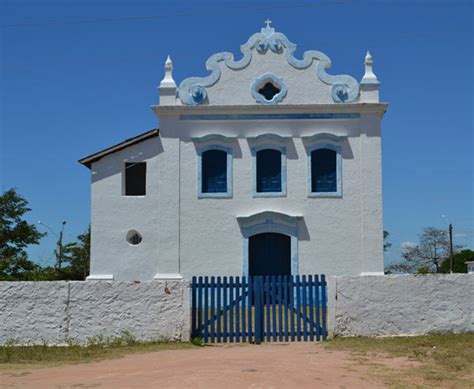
xmin=326 ymin=333 xmax=474 ymax=388
xmin=0 ymin=341 xmax=196 ymax=371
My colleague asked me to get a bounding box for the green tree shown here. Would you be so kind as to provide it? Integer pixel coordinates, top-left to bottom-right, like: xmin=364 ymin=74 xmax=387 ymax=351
xmin=439 ymin=249 xmax=474 ymax=273
xmin=383 ymin=230 xmax=392 ymax=252
xmin=61 ymin=226 xmax=90 ymax=280
xmin=0 ymin=188 xmax=45 ymax=279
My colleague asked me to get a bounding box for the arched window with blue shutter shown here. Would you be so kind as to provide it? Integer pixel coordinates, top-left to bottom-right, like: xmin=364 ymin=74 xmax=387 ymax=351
xmin=308 ymin=144 xmax=342 ymax=197
xmin=202 ymin=149 xmax=227 ymax=193
xmin=256 ymin=148 xmax=283 ymax=193
xmin=312 ymin=148 xmax=336 ymax=192
xmin=197 ymin=144 xmax=232 ymax=198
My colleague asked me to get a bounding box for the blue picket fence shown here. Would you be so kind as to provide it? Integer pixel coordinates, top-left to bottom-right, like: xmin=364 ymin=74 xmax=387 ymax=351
xmin=191 ymin=275 xmax=327 ymax=343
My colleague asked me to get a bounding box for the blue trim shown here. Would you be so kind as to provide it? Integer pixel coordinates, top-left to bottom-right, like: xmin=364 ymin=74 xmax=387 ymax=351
xmin=251 ymin=144 xmax=287 ymax=197
xmin=306 ymin=143 xmax=342 ymax=198
xmin=179 ymin=113 xmax=360 ymax=121
xmin=237 ymin=211 xmax=301 ymax=277
xmin=196 ymin=144 xmax=233 ymax=198
xmin=192 ymin=134 xmax=235 ymax=144
xmin=178 ymin=24 xmax=359 ymax=104
xmin=250 ymin=73 xmax=288 ymax=104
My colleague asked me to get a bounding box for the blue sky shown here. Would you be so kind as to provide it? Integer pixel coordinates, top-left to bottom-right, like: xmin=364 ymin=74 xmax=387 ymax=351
xmin=1 ymin=0 xmax=473 ymax=268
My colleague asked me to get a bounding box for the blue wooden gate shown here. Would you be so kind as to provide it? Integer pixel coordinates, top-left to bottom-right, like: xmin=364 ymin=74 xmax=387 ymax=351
xmin=191 ymin=275 xmax=327 ymax=343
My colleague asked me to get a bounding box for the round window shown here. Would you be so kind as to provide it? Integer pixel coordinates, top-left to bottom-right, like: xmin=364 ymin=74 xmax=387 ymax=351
xmin=126 ymin=230 xmax=142 ymax=245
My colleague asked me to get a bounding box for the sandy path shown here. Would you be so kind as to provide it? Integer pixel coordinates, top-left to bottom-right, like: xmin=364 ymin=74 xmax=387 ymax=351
xmin=1 ymin=343 xmax=386 ymax=388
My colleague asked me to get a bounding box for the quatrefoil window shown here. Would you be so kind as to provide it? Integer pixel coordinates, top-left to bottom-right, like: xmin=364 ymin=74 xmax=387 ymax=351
xmin=251 ymin=73 xmax=288 ymax=105
xmin=258 ymin=82 xmax=281 ymax=101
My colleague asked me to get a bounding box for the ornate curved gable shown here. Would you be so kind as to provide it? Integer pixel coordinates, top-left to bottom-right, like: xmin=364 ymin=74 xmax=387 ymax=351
xmin=178 ymin=20 xmax=360 ymax=106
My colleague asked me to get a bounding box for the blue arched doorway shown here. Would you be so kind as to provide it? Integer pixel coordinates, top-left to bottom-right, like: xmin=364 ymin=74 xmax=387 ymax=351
xmin=249 ymin=233 xmax=291 ymax=276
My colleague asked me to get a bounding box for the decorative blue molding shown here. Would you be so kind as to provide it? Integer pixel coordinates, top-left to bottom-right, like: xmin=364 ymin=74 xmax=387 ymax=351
xmin=237 ymin=211 xmax=302 ymax=277
xmin=178 ymin=23 xmax=359 ymax=105
xmin=195 ymin=144 xmax=233 ymax=199
xmin=251 ymin=143 xmax=287 ymax=198
xmin=306 ymin=143 xmax=342 ymax=198
xmin=179 ymin=113 xmax=360 ymax=121
xmin=250 ymin=73 xmax=288 ymax=104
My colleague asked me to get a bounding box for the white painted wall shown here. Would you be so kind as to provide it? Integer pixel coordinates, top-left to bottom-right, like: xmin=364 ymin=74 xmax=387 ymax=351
xmin=206 ymin=52 xmax=336 ymax=105
xmin=0 ymin=281 xmax=190 ymax=345
xmin=89 ymin=108 xmax=384 ymax=280
xmin=327 ymin=274 xmax=474 ymax=337
xmin=90 ymin=137 xmax=163 ymax=280
xmin=87 ymin=24 xmax=386 ymax=281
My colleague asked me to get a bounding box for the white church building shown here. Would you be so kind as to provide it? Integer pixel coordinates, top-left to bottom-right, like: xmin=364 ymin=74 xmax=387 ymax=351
xmin=80 ymin=21 xmax=387 ymax=281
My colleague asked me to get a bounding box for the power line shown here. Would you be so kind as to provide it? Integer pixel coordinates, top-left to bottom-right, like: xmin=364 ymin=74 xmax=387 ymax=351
xmin=2 ymin=1 xmax=350 ymax=28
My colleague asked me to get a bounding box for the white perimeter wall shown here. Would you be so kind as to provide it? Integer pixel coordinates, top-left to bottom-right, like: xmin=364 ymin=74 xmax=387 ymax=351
xmin=1 ymin=275 xmax=472 ymax=344
xmin=0 ymin=281 xmax=190 ymax=345
xmin=327 ymin=274 xmax=474 ymax=337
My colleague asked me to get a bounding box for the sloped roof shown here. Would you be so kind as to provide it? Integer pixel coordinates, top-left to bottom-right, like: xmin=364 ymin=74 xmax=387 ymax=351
xmin=79 ymin=129 xmax=159 ymax=169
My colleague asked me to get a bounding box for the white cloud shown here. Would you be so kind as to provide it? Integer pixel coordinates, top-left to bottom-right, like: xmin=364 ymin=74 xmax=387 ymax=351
xmin=401 ymin=241 xmax=417 ymax=249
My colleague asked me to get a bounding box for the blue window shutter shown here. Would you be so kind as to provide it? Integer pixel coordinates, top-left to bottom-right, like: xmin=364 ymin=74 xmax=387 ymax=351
xmin=256 ymin=149 xmax=282 ymax=193
xmin=312 ymin=149 xmax=337 ymax=192
xmin=202 ymin=150 xmax=227 ymax=193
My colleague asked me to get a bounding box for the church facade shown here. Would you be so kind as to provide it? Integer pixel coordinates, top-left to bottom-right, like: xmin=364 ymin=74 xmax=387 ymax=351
xmin=80 ymin=21 xmax=387 ymax=281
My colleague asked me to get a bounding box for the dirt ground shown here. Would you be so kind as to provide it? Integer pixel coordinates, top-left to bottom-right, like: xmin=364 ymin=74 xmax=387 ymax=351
xmin=1 ymin=343 xmax=414 ymax=388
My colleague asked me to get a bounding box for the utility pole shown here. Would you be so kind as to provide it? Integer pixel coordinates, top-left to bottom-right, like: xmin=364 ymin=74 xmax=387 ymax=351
xmin=448 ymin=223 xmax=454 ymax=273
xmin=57 ymin=221 xmax=66 ymax=271
xmin=442 ymin=215 xmax=454 ymax=273
xmin=38 ymin=220 xmax=67 ymax=271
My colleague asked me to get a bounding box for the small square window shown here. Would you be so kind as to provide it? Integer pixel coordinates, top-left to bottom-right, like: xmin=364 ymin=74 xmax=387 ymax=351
xmin=125 ymin=162 xmax=146 ymax=196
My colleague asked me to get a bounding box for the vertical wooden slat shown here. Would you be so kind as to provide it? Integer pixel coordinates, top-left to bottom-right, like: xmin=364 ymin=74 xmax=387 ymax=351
xmin=192 ymin=273 xmax=325 ymax=344
xmin=265 ymin=276 xmax=271 ymax=341
xmin=302 ymin=275 xmax=308 ymax=342
xmin=191 ymin=276 xmax=197 ymax=338
xmin=295 ymin=275 xmax=301 ymax=341
xmin=289 ymin=275 xmax=295 ymax=341
xmin=229 ymin=276 xmax=234 ymax=343
xmin=271 ymin=276 xmax=277 ymax=341
xmin=216 ymin=276 xmax=221 ymax=343
xmin=248 ymin=276 xmax=253 ymax=343
xmin=308 ymin=275 xmax=315 ymax=341
xmin=241 ymin=276 xmax=247 ymax=343
xmin=254 ymin=277 xmax=261 ymax=344
xmin=315 ymin=274 xmax=321 ymax=341
xmin=283 ymin=275 xmax=289 ymax=341
xmin=204 ymin=276 xmax=209 ymax=343
xmin=235 ymin=276 xmax=240 ymax=343
xmin=210 ymin=276 xmax=215 ymax=343
xmin=277 ymin=275 xmax=283 ymax=341
xmin=321 ymin=274 xmax=327 ymax=341
xmin=197 ymin=276 xmax=203 ymax=338
xmin=223 ymin=276 xmax=228 ymax=342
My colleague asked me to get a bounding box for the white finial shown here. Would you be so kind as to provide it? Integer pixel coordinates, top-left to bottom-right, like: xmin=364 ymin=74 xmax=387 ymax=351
xmin=361 ymin=50 xmax=379 ymax=84
xmin=165 ymin=55 xmax=172 ymax=68
xmin=264 ymin=18 xmax=272 ymax=28
xmin=365 ymin=50 xmax=372 ymax=64
xmin=159 ymin=54 xmax=176 ymax=89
